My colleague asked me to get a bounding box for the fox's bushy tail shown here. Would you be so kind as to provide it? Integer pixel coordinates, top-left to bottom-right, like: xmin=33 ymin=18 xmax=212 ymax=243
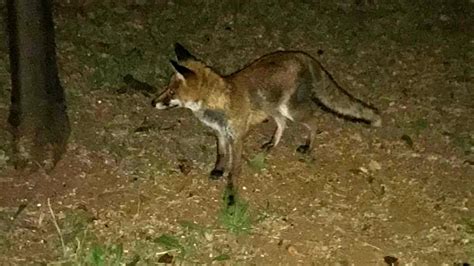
xmin=311 ymin=62 xmax=382 ymax=127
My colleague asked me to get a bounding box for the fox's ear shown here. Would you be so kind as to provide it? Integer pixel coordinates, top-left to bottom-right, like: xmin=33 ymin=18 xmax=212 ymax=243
xmin=170 ymin=60 xmax=195 ymax=81
xmin=174 ymin=43 xmax=197 ymax=62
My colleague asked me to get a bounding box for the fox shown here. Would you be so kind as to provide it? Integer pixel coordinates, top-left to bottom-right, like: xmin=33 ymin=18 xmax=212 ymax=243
xmin=152 ymin=43 xmax=381 ymax=199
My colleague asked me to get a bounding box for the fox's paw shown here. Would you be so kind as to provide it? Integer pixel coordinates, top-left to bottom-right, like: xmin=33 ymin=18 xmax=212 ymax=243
xmin=296 ymin=144 xmax=310 ymax=154
xmin=261 ymin=141 xmax=274 ymax=152
xmin=227 ymin=194 xmax=235 ymax=206
xmin=210 ymin=169 xmax=224 ymax=180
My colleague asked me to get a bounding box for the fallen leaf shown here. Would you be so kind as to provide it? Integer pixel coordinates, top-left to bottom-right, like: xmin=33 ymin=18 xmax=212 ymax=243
xmin=368 ymin=160 xmax=382 ymax=171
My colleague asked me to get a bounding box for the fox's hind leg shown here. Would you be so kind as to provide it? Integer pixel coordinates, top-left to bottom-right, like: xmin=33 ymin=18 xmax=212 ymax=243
xmin=261 ymin=115 xmax=286 ymax=152
xmin=296 ymin=117 xmax=319 ymax=154
xmin=226 ymin=134 xmax=244 ymax=206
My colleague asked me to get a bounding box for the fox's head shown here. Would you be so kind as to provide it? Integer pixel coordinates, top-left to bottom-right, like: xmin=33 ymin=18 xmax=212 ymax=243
xmin=152 ymin=43 xmax=219 ymax=112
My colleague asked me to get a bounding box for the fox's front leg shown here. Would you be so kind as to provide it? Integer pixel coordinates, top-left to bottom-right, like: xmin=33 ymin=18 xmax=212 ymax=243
xmin=226 ymin=136 xmax=243 ymax=206
xmin=210 ymin=132 xmax=228 ymax=180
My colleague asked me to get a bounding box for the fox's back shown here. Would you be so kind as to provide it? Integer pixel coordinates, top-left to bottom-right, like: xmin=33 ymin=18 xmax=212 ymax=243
xmin=227 ymin=51 xmax=314 ymax=88
xmin=226 ymin=51 xmax=317 ymax=116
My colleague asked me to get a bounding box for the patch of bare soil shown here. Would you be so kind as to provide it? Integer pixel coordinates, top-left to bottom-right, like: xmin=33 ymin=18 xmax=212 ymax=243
xmin=0 ymin=1 xmax=472 ymax=265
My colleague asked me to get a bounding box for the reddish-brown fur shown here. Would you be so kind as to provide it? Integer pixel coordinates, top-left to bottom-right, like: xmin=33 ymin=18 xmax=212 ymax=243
xmin=152 ymin=44 xmax=381 ymax=201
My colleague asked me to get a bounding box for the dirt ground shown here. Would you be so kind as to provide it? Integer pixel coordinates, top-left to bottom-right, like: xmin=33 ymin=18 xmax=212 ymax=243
xmin=0 ymin=1 xmax=473 ymax=264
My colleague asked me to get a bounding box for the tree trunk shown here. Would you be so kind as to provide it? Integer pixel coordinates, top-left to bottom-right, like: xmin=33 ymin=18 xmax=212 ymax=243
xmin=7 ymin=0 xmax=70 ymax=171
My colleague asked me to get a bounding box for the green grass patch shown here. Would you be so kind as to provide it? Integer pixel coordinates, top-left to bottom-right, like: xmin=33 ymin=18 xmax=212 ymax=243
xmin=85 ymin=243 xmax=124 ymax=266
xmin=48 ymin=209 xmax=134 ymax=265
xmin=60 ymin=209 xmax=95 ymax=247
xmin=248 ymin=152 xmax=267 ymax=171
xmin=218 ymin=189 xmax=251 ymax=235
xmin=151 ymin=221 xmax=209 ymax=262
xmin=153 ymin=234 xmax=186 ymax=255
xmin=212 ymin=253 xmax=231 ymax=262
xmin=452 ymin=132 xmax=473 ymax=155
xmin=411 ymin=118 xmax=429 ymax=134
xmin=460 ymin=217 xmax=474 ymax=263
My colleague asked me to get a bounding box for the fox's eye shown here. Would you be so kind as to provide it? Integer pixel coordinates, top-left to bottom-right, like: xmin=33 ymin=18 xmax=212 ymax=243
xmin=169 ymin=90 xmax=175 ymax=96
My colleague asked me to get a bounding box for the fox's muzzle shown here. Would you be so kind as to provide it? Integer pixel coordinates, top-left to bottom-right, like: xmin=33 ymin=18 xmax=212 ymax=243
xmin=151 ymin=98 xmax=159 ymax=107
xmin=152 ymin=88 xmax=170 ymax=109
xmin=151 ymin=92 xmax=181 ymax=110
xmin=151 ymin=97 xmax=171 ymax=110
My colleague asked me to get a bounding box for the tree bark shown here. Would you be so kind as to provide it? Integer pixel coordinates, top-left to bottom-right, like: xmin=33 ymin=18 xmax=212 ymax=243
xmin=7 ymin=0 xmax=70 ymax=171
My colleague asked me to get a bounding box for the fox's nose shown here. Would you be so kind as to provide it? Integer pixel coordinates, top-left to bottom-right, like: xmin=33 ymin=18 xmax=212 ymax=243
xmin=151 ymin=98 xmax=157 ymax=107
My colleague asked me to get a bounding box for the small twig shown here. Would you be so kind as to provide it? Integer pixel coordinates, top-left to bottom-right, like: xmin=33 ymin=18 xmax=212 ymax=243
xmin=47 ymin=198 xmax=67 ymax=257
xmin=155 ymin=249 xmax=179 ymax=256
xmin=133 ymin=198 xmax=141 ymax=220
xmin=75 ymin=237 xmax=81 ymax=259
xmin=359 ymin=240 xmax=382 ymax=251
xmin=74 ymin=228 xmax=89 ymax=263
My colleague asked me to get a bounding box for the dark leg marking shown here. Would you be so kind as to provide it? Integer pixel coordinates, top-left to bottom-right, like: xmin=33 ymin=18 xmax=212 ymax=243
xmin=209 ymin=169 xmax=224 ymax=180
xmin=261 ymin=141 xmax=274 ymax=151
xmin=296 ymin=144 xmax=310 ymax=154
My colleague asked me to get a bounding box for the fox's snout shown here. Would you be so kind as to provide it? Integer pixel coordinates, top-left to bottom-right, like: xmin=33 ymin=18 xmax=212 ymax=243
xmin=151 ymin=96 xmax=170 ymax=110
xmin=151 ymin=98 xmax=159 ymax=107
xmin=151 ymin=92 xmax=181 ymax=110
